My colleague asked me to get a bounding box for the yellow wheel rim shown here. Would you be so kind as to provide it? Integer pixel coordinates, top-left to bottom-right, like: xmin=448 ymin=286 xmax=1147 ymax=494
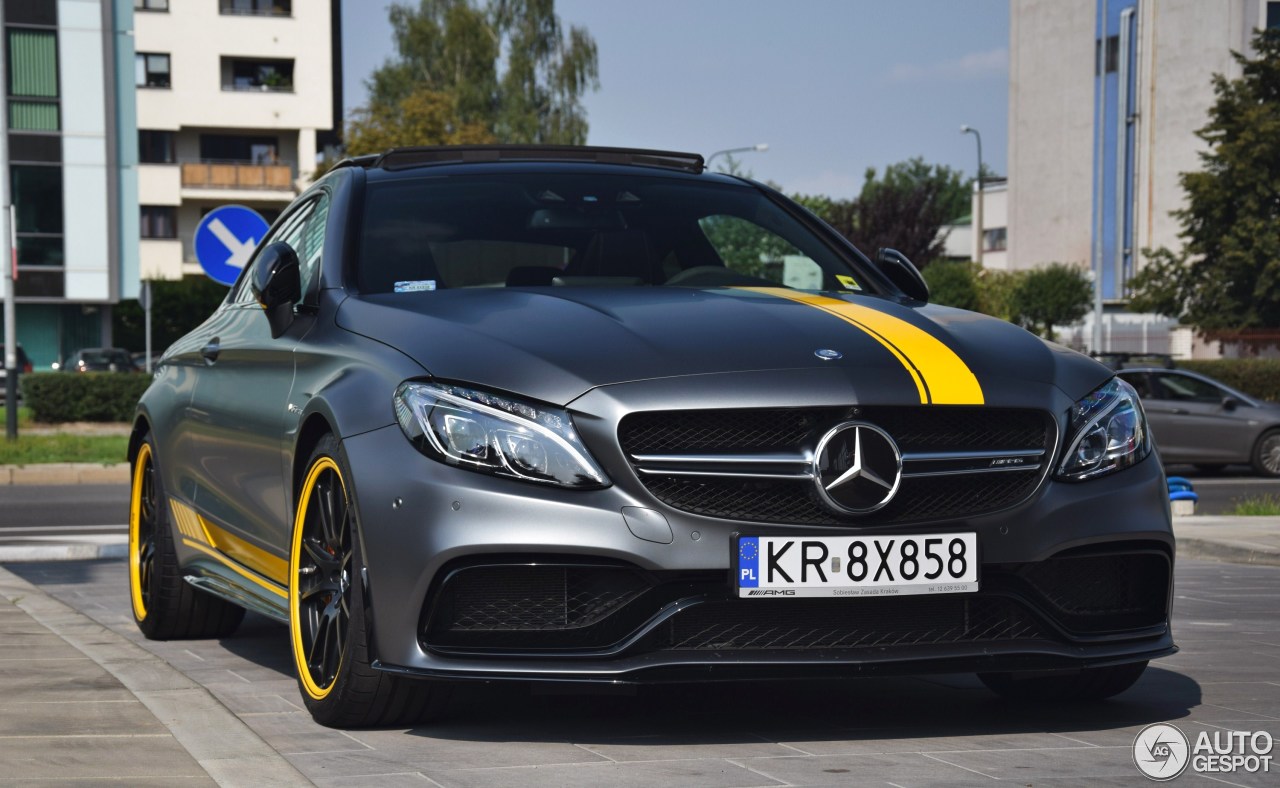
xmin=128 ymin=443 xmax=155 ymax=621
xmin=289 ymin=456 xmax=352 ymax=700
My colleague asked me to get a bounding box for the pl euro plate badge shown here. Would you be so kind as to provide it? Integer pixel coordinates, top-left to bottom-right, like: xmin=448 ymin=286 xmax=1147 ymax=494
xmin=737 ymin=534 xmax=978 ymax=598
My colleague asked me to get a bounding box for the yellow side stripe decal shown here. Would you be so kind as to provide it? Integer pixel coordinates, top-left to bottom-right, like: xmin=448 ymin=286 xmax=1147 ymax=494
xmin=198 ymin=516 xmax=290 ymax=586
xmin=182 ymin=539 xmax=288 ymax=599
xmin=169 ymin=500 xmax=208 ymax=544
xmin=744 ymin=287 xmax=984 ymax=405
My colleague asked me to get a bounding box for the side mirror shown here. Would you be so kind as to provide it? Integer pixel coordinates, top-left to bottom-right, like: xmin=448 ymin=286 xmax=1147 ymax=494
xmin=1222 ymin=396 xmax=1240 ymax=412
xmin=250 ymin=242 xmax=301 ymax=339
xmin=875 ymin=247 xmax=930 ymax=303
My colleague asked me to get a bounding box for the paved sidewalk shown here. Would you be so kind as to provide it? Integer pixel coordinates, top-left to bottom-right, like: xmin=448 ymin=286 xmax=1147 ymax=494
xmin=1173 ymin=515 xmax=1280 ymax=566
xmin=0 ymin=564 xmax=310 ymax=787
xmin=0 ymin=462 xmax=129 ymax=486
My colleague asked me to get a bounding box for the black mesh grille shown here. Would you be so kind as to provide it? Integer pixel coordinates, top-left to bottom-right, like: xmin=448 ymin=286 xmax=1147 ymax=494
xmin=641 ymin=471 xmax=1042 ymax=526
xmin=620 ymin=406 xmax=1053 ymax=525
xmin=438 ymin=566 xmax=648 ymax=632
xmin=1020 ymin=552 xmax=1170 ymax=632
xmin=661 ymin=595 xmax=1045 ymax=651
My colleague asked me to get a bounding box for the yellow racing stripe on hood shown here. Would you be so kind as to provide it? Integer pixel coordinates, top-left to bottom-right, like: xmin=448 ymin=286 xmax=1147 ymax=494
xmin=743 ymin=287 xmax=984 ymax=405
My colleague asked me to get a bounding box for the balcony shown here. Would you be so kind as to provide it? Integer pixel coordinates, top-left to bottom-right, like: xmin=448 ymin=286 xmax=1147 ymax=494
xmin=180 ymin=160 xmax=293 ymax=191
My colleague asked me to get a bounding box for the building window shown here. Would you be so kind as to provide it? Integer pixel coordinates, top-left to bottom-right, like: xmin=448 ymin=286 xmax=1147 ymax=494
xmin=222 ymin=57 xmax=293 ymax=92
xmin=136 ymin=52 xmax=171 ymax=89
xmin=11 ymin=163 xmax=64 ymax=294
xmin=983 ymin=227 xmax=1007 ymax=253
xmin=7 ymin=28 xmax=59 ymax=131
xmin=220 ymin=0 xmax=291 ymax=16
xmin=1096 ymin=35 xmax=1119 ymax=75
xmin=140 ymin=206 xmax=177 ymax=239
xmin=133 ymin=0 xmax=169 ymax=10
xmin=139 ymin=130 xmax=176 ymax=163
xmin=1269 ymin=2 xmax=1280 ymax=29
xmin=199 ymin=133 xmax=279 ymax=163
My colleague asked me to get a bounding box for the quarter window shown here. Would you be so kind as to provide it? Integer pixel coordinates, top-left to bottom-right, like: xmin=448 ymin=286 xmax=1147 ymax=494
xmin=233 ymin=200 xmax=314 ymax=304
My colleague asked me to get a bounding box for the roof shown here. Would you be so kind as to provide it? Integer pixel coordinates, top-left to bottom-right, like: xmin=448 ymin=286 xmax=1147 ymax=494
xmin=331 ymin=145 xmax=706 ymax=175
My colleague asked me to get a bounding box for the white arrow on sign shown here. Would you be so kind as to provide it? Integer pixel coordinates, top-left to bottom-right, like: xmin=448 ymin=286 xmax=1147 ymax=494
xmin=207 ymin=218 xmax=257 ymax=270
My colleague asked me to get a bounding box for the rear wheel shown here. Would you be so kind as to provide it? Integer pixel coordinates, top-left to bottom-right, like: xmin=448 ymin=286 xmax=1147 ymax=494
xmin=978 ymin=660 xmax=1148 ymax=702
xmin=1252 ymin=430 xmax=1280 ymax=477
xmin=129 ymin=435 xmax=244 ymax=640
xmin=289 ymin=434 xmax=451 ymax=728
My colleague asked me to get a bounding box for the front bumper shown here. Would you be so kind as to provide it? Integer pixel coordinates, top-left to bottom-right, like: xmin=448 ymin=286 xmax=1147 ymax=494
xmin=344 ymin=416 xmax=1175 ymax=683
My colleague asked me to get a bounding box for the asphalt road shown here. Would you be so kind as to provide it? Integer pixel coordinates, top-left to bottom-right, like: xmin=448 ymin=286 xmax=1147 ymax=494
xmin=2 ymin=466 xmax=1276 ymax=538
xmin=8 ymin=557 xmax=1279 ymax=786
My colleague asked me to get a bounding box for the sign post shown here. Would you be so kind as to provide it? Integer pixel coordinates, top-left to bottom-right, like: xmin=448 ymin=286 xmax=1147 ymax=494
xmin=193 ymin=205 xmax=269 ymax=286
xmin=140 ymin=280 xmax=152 ymax=373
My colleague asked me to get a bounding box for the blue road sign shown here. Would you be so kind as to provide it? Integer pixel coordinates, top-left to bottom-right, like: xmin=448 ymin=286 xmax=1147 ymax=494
xmin=194 ymin=205 xmax=270 ymax=286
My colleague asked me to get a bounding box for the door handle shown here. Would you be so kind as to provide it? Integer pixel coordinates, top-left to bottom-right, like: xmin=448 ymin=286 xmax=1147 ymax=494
xmin=201 ymin=338 xmax=221 ymax=364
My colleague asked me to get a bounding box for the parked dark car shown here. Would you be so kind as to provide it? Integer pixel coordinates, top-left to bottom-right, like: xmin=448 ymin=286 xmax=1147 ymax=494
xmin=64 ymin=347 xmax=138 ymax=373
xmin=1116 ymin=367 xmax=1280 ymax=476
xmin=126 ymin=146 xmax=1175 ymax=728
xmin=0 ymin=343 xmax=33 ymax=397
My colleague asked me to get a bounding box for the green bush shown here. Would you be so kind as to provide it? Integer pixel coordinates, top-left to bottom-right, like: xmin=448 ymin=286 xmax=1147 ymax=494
xmin=19 ymin=373 xmax=151 ymax=423
xmin=1177 ymin=359 xmax=1280 ymax=402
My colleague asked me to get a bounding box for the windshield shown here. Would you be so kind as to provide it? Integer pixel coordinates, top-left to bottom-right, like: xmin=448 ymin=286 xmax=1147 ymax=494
xmin=357 ymin=173 xmax=869 ymax=294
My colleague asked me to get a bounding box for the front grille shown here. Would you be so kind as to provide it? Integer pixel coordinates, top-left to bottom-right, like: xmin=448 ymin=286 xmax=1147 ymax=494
xmin=1019 ymin=551 xmax=1170 ymax=633
xmin=660 ymin=595 xmax=1045 ymax=651
xmin=620 ymin=406 xmax=1054 ymax=525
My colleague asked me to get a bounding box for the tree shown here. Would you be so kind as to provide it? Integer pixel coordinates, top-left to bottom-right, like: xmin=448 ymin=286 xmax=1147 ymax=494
xmin=845 ymin=158 xmax=973 ymax=268
xmin=1010 ymin=263 xmax=1092 ymax=341
xmin=922 ymin=260 xmax=983 ymax=312
xmin=359 ymin=0 xmax=599 ymax=149
xmin=113 ymin=277 xmax=229 ymax=353
xmin=345 ymin=87 xmax=495 ymax=155
xmin=1128 ymin=29 xmax=1280 ymax=337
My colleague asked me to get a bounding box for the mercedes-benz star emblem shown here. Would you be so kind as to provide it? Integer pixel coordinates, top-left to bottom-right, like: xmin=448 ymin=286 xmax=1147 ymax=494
xmin=813 ymin=422 xmax=902 ymax=514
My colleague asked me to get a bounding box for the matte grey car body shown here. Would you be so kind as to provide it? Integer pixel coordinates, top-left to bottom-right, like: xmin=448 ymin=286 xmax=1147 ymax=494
xmin=127 ymin=147 xmax=1176 ymax=726
xmin=1117 ymin=368 xmax=1280 ymax=476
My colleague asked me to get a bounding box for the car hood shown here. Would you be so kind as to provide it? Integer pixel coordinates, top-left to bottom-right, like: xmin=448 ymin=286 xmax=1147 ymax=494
xmin=336 ymin=287 xmax=1110 ymax=407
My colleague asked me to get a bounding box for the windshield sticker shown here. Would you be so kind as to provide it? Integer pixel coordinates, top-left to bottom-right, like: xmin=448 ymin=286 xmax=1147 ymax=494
xmin=394 ymin=280 xmax=437 ymax=293
xmin=836 ymin=275 xmax=861 ymax=291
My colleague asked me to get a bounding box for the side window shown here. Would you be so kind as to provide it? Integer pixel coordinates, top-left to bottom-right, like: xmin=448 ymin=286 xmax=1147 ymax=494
xmin=1151 ymin=373 xmax=1223 ymax=402
xmin=297 ymin=192 xmax=331 ymax=302
xmin=232 ymin=200 xmax=316 ymax=305
xmin=697 ymin=215 xmax=829 ymax=289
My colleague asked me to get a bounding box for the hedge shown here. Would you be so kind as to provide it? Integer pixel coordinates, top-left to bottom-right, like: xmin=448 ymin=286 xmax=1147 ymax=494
xmin=1177 ymin=359 xmax=1280 ymax=402
xmin=20 ymin=372 xmax=151 ymax=423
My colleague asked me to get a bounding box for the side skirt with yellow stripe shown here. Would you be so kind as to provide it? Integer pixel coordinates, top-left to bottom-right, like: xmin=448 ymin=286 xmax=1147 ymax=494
xmin=171 ymin=499 xmax=290 ymax=623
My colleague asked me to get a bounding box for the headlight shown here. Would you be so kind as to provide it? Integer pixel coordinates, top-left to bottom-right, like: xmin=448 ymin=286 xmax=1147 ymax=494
xmin=394 ymin=381 xmax=609 ymax=489
xmin=1056 ymin=377 xmax=1151 ymax=481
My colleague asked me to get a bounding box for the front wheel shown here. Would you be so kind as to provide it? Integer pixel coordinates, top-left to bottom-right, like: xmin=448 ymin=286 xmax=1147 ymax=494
xmin=978 ymin=660 xmax=1148 ymax=702
xmin=1252 ymin=430 xmax=1280 ymax=477
xmin=289 ymin=434 xmax=451 ymax=728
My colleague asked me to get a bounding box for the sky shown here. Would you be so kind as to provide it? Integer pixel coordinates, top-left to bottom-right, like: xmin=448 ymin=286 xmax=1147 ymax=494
xmin=340 ymin=0 xmax=1009 ymax=199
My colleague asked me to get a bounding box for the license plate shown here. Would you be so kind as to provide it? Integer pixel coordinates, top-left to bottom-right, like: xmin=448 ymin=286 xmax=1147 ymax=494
xmin=736 ymin=533 xmax=978 ymax=598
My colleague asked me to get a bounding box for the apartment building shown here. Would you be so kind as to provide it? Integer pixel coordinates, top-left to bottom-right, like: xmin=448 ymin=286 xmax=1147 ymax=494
xmin=1007 ymin=0 xmax=1276 ymax=353
xmin=0 ymin=0 xmax=137 ymax=369
xmin=134 ymin=0 xmax=340 ymax=280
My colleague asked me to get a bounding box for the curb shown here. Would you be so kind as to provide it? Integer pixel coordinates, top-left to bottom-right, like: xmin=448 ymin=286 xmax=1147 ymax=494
xmin=0 ymin=540 xmax=127 ymax=563
xmin=1176 ymin=537 xmax=1280 ymax=567
xmin=0 ymin=462 xmax=129 ymax=485
xmin=0 ymin=564 xmax=311 ymax=787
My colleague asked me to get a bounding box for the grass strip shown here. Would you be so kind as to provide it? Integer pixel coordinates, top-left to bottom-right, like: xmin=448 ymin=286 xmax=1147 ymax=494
xmin=1227 ymin=494 xmax=1280 ymax=516
xmin=0 ymin=433 xmax=128 ymax=465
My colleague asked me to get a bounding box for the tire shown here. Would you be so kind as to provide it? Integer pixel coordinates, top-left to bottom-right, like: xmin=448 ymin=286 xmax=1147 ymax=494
xmin=978 ymin=660 xmax=1148 ymax=702
xmin=289 ymin=434 xmax=452 ymax=728
xmin=1251 ymin=430 xmax=1280 ymax=478
xmin=129 ymin=435 xmax=245 ymax=640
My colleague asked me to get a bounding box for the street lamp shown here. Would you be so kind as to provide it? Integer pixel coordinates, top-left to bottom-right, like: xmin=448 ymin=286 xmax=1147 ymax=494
xmin=960 ymin=125 xmax=984 ymax=266
xmin=705 ymin=143 xmax=768 ymax=172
